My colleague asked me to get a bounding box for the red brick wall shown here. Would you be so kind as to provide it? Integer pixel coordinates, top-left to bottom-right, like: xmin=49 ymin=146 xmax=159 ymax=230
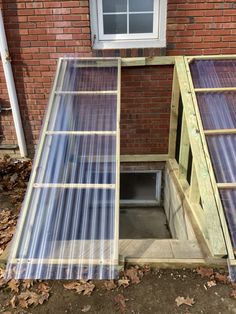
xmin=0 ymin=0 xmax=235 ymax=156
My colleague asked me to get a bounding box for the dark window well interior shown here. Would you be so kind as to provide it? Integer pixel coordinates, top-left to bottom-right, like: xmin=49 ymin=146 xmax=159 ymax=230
xmin=119 ymin=171 xmax=171 ymax=239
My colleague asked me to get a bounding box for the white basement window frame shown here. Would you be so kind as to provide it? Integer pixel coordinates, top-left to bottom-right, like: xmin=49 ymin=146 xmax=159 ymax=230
xmin=90 ymin=0 xmax=167 ymax=49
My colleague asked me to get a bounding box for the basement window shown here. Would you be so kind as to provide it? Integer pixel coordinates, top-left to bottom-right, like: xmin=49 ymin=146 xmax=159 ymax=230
xmin=90 ymin=0 xmax=167 ymax=49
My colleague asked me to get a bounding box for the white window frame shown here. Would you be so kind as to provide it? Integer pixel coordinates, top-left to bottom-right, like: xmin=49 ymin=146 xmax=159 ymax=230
xmin=90 ymin=0 xmax=167 ymax=49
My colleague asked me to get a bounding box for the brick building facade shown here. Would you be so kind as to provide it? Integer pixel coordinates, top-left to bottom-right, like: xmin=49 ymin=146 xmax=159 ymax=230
xmin=0 ymin=0 xmax=236 ymax=156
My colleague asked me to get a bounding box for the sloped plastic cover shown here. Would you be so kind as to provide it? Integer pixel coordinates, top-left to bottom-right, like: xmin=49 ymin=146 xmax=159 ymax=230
xmin=190 ymin=60 xmax=236 ymax=249
xmin=6 ymin=58 xmax=120 ymax=279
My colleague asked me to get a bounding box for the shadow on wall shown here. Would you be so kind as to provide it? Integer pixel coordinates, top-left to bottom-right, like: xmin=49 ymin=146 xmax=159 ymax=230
xmin=2 ymin=2 xmax=34 ymax=156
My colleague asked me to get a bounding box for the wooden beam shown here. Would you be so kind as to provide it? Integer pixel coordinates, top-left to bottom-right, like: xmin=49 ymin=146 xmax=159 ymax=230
xmin=168 ymin=66 xmax=180 ymax=158
xmin=55 ymin=91 xmax=118 ymax=95
xmin=46 ymin=131 xmax=117 ymax=135
xmin=217 ymin=183 xmax=236 ymax=189
xmin=175 ymin=56 xmax=227 ymax=257
xmin=195 ymin=87 xmax=236 ymax=93
xmin=187 ymin=55 xmax=236 ymax=63
xmin=33 ymin=183 xmax=116 ymax=189
xmin=178 ymin=115 xmax=190 ymax=179
xmin=189 ymin=164 xmax=200 ymax=204
xmin=204 ymin=129 xmax=236 ymax=135
xmin=120 ymin=154 xmax=169 ymax=162
xmin=121 ymin=56 xmax=175 ymax=67
xmin=9 ymin=258 xmax=118 ymax=265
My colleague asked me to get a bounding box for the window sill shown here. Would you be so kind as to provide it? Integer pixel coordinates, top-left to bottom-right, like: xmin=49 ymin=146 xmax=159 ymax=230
xmin=93 ymin=38 xmax=166 ymax=50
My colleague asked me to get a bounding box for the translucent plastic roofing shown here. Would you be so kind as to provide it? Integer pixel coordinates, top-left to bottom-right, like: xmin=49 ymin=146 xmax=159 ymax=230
xmin=190 ymin=59 xmax=236 ymax=248
xmin=6 ymin=58 xmax=121 ymax=279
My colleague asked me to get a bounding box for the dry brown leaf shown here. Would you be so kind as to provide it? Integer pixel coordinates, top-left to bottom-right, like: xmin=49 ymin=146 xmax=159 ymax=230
xmin=22 ymin=280 xmax=34 ymax=290
xmin=214 ymin=273 xmax=229 ymax=284
xmin=18 ymin=298 xmax=29 ymax=309
xmin=118 ymin=278 xmax=130 ymax=288
xmin=2 ymin=311 xmax=13 ymax=314
xmin=142 ymin=265 xmax=151 ymax=273
xmin=104 ymin=280 xmax=117 ymax=290
xmin=64 ymin=281 xmax=95 ymax=296
xmin=114 ymin=294 xmax=127 ymax=313
xmin=124 ymin=267 xmax=140 ymax=284
xmin=8 ymin=279 xmax=20 ymax=293
xmin=230 ymin=290 xmax=236 ymax=299
xmin=207 ymin=280 xmax=217 ymax=288
xmin=175 ymin=296 xmax=195 ymax=307
xmin=18 ymin=290 xmax=49 ymax=308
xmin=196 ymin=267 xmax=214 ymax=278
xmin=10 ymin=295 xmax=18 ymax=308
xmin=81 ymin=305 xmax=91 ymax=312
xmin=37 ymin=282 xmax=51 ymax=294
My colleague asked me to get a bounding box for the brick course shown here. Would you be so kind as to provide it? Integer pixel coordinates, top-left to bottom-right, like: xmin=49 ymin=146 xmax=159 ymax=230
xmin=0 ymin=0 xmax=235 ymax=156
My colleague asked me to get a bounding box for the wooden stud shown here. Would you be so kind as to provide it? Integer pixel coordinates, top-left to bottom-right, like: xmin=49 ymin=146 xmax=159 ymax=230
xmin=217 ymin=183 xmax=236 ymax=189
xmin=178 ymin=115 xmax=190 ymax=179
xmin=55 ymin=91 xmax=118 ymax=95
xmin=204 ymin=129 xmax=236 ymax=135
xmin=121 ymin=56 xmax=175 ymax=67
xmin=195 ymin=87 xmax=236 ymax=93
xmin=33 ymin=183 xmax=116 ymax=189
xmin=168 ymin=66 xmax=180 ymax=158
xmin=189 ymin=164 xmax=200 ymax=204
xmin=120 ymin=154 xmax=169 ymax=162
xmin=46 ymin=131 xmax=117 ymax=135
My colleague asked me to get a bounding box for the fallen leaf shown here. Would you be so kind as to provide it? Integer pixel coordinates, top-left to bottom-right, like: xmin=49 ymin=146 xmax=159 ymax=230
xmin=81 ymin=305 xmax=91 ymax=312
xmin=37 ymin=282 xmax=51 ymax=294
xmin=124 ymin=267 xmax=140 ymax=284
xmin=207 ymin=280 xmax=217 ymax=288
xmin=196 ymin=267 xmax=214 ymax=278
xmin=22 ymin=280 xmax=34 ymax=290
xmin=104 ymin=280 xmax=117 ymax=290
xmin=8 ymin=279 xmax=20 ymax=293
xmin=230 ymin=290 xmax=236 ymax=299
xmin=175 ymin=296 xmax=195 ymax=307
xmin=64 ymin=281 xmax=95 ymax=296
xmin=214 ymin=273 xmax=229 ymax=284
xmin=10 ymin=295 xmax=18 ymax=308
xmin=18 ymin=290 xmax=49 ymax=308
xmin=114 ymin=294 xmax=127 ymax=313
xmin=118 ymin=279 xmax=130 ymax=288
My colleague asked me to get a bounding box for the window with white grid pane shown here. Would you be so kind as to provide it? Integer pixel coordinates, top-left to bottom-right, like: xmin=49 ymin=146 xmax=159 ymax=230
xmin=90 ymin=0 xmax=167 ymax=49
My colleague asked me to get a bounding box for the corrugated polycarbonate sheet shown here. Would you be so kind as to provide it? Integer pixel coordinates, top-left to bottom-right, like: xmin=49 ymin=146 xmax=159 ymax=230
xmin=6 ymin=58 xmax=120 ymax=279
xmin=206 ymin=135 xmax=236 ymax=183
xmin=196 ymin=93 xmax=236 ymax=130
xmin=219 ymin=189 xmax=236 ymax=248
xmin=190 ymin=60 xmax=236 ymax=88
xmin=190 ymin=59 xmax=236 ymax=249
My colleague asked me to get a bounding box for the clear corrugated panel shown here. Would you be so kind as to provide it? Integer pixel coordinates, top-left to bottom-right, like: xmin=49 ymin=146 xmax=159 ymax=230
xmin=6 ymin=58 xmax=120 ymax=280
xmin=56 ymin=59 xmax=118 ymax=91
xmin=206 ymin=135 xmax=236 ymax=183
xmin=219 ymin=189 xmax=236 ymax=248
xmin=48 ymin=95 xmax=117 ymax=131
xmin=190 ymin=60 xmax=236 ymax=88
xmin=6 ymin=188 xmax=116 ymax=279
xmin=35 ymin=135 xmax=116 ymax=184
xmin=197 ymin=92 xmax=236 ymax=130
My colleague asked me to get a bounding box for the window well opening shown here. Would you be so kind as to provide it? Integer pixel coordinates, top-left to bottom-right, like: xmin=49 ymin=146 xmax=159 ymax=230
xmin=119 ymin=170 xmax=171 ymax=239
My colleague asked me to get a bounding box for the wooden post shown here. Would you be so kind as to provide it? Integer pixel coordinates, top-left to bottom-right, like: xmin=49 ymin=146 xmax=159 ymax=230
xmin=179 ymin=115 xmax=190 ymax=179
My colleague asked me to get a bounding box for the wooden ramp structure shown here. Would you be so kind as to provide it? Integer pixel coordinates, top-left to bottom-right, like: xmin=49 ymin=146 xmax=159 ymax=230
xmin=5 ymin=58 xmax=121 ymax=280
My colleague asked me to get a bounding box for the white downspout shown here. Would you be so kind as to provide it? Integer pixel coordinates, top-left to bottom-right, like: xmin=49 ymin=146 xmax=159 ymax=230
xmin=0 ymin=10 xmax=27 ymax=157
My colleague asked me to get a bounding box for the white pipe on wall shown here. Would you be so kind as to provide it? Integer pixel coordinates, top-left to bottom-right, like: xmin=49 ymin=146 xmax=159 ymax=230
xmin=0 ymin=10 xmax=27 ymax=157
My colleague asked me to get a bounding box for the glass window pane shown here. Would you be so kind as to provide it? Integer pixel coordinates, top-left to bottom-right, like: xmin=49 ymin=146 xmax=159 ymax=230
xmin=129 ymin=0 xmax=154 ymax=12
xmin=104 ymin=14 xmax=127 ymax=34
xmin=103 ymin=0 xmax=127 ymax=13
xmin=129 ymin=13 xmax=153 ymax=34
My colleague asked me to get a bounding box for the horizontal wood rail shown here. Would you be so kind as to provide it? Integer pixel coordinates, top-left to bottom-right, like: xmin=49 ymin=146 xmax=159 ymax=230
xmin=195 ymin=87 xmax=236 ymax=93
xmin=46 ymin=131 xmax=116 ymax=135
xmin=55 ymin=91 xmax=118 ymax=95
xmin=204 ymin=129 xmax=236 ymax=135
xmin=33 ymin=183 xmax=116 ymax=189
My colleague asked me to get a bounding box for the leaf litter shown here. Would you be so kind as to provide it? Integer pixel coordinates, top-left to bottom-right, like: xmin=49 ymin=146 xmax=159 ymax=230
xmin=175 ymin=296 xmax=195 ymax=307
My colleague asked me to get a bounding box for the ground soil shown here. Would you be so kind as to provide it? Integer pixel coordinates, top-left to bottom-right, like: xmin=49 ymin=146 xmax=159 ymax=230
xmin=0 ymin=159 xmax=236 ymax=314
